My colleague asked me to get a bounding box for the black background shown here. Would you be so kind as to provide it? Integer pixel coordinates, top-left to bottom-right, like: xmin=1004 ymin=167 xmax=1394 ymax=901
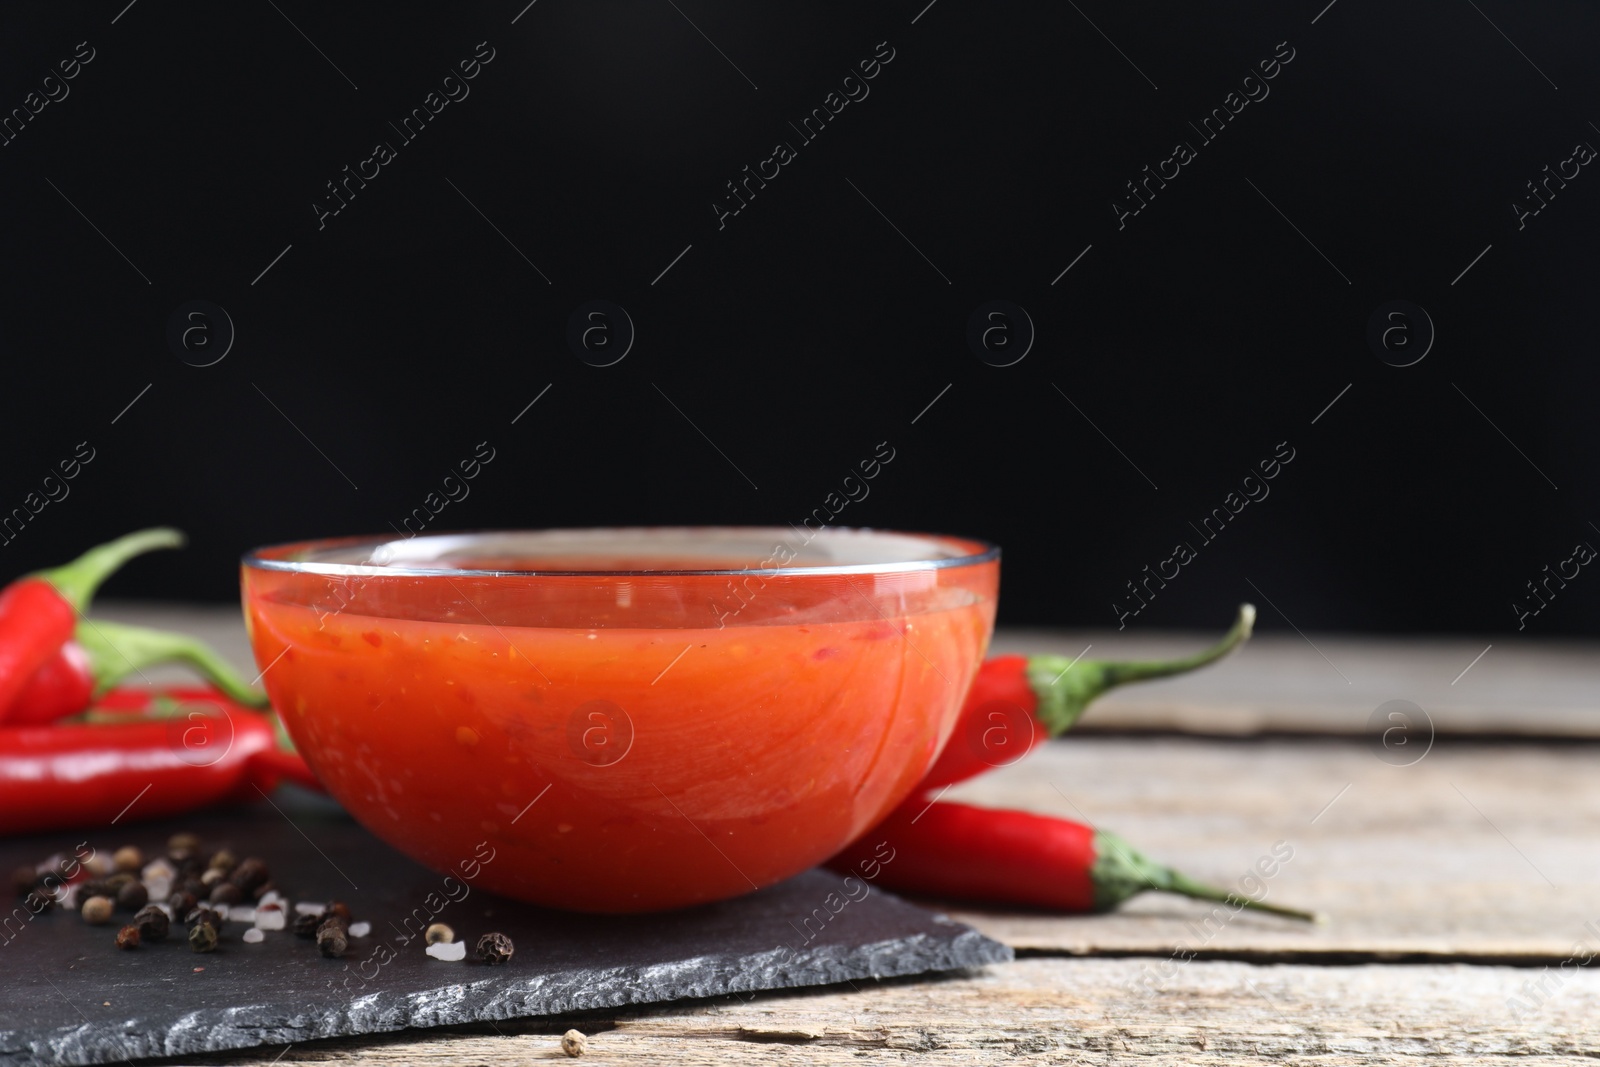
xmin=0 ymin=1 xmax=1595 ymax=635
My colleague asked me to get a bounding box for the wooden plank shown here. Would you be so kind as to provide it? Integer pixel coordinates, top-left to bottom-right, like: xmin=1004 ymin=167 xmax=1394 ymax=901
xmin=941 ymin=737 xmax=1600 ymax=959
xmin=199 ymin=957 xmax=1600 ymax=1064
xmin=992 ymin=629 xmax=1600 ymax=735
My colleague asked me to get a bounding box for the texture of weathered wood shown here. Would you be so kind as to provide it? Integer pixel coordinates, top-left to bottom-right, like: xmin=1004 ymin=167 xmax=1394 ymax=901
xmin=940 ymin=736 xmax=1600 ymax=959
xmin=192 ymin=957 xmax=1600 ymax=1064
xmin=101 ymin=603 xmax=1600 ymax=736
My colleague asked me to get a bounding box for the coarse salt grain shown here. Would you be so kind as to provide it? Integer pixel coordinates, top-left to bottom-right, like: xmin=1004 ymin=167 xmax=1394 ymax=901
xmin=228 ymin=907 xmax=256 ymax=925
xmin=212 ymin=904 xmax=230 ymax=921
xmin=60 ymin=885 xmax=80 ymax=910
xmin=348 ymin=921 xmax=370 ymax=938
xmin=426 ymin=941 xmax=467 ymax=962
xmin=242 ymin=928 xmax=265 ymax=944
xmin=145 ymin=878 xmax=171 ymax=903
xmin=293 ymin=902 xmax=325 ymax=916
xmin=255 ymin=907 xmax=286 ymax=931
xmin=142 ymin=858 xmax=175 ymax=882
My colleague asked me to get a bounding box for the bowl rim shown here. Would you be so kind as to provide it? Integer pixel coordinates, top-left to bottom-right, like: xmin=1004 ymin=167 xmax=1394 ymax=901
xmin=242 ymin=526 xmax=1001 ymax=579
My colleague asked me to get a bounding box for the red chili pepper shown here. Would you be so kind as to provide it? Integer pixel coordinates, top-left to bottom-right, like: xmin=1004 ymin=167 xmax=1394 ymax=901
xmin=7 ymin=620 xmax=270 ymax=726
xmin=0 ymin=529 xmax=185 ymax=720
xmin=4 ymin=642 xmax=94 ymax=726
xmin=826 ymin=799 xmax=1315 ymax=920
xmin=0 ymin=689 xmax=320 ymax=836
xmin=920 ymin=604 xmax=1256 ymax=791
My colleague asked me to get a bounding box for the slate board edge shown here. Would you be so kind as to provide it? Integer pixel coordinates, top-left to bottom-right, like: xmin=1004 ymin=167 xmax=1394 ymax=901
xmin=5 ymin=925 xmax=1012 ymax=1067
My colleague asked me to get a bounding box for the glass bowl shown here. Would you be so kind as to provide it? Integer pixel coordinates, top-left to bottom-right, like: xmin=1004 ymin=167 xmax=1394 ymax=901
xmin=241 ymin=527 xmax=999 ymax=913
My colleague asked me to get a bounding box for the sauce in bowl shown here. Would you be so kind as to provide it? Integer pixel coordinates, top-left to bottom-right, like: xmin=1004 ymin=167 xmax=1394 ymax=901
xmin=243 ymin=529 xmax=998 ymax=912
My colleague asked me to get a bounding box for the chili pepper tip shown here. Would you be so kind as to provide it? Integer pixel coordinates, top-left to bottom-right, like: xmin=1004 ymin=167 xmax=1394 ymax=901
xmin=1093 ymin=830 xmax=1317 ymax=923
xmin=1026 ymin=603 xmax=1257 ymax=736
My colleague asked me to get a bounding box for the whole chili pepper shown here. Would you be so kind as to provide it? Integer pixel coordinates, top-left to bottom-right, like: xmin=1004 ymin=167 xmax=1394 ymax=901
xmin=826 ymin=798 xmax=1314 ymax=919
xmin=0 ymin=688 xmax=320 ymax=836
xmin=0 ymin=528 xmax=183 ymax=719
xmin=921 ymin=604 xmax=1255 ymax=791
xmin=7 ymin=619 xmax=270 ymax=725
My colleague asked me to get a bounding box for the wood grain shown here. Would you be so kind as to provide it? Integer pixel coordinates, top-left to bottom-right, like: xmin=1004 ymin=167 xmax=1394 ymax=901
xmin=196 ymin=957 xmax=1600 ymax=1064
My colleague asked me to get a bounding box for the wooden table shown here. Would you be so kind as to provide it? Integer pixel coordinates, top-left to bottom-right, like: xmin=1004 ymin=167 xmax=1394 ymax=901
xmin=99 ymin=606 xmax=1600 ymax=1064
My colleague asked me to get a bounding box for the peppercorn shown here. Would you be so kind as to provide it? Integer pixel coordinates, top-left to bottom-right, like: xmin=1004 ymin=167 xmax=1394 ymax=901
xmin=190 ymin=907 xmax=222 ymax=931
xmin=424 ymin=922 xmax=454 ymax=945
xmin=209 ymin=882 xmax=242 ymax=906
xmin=81 ymin=895 xmax=114 ymax=925
xmin=133 ymin=904 xmax=169 ymax=942
xmin=168 ymin=832 xmax=201 ymax=860
xmin=115 ymin=924 xmax=141 ymax=950
xmin=476 ymin=932 xmax=514 ymax=965
xmin=10 ymin=865 xmax=36 ymax=899
xmin=24 ymin=888 xmax=56 ymax=912
xmin=200 ymin=868 xmax=225 ymax=887
xmin=188 ymin=922 xmax=218 ymax=953
xmin=168 ymin=890 xmax=198 ymax=920
xmin=316 ymin=917 xmax=349 ymax=958
xmin=250 ymin=880 xmax=276 ymax=902
xmin=207 ymin=849 xmax=237 ymax=874
xmin=324 ymin=900 xmax=352 ymax=922
xmin=180 ymin=878 xmax=207 ymax=900
xmin=117 ymin=881 xmax=148 ymax=912
xmin=561 ymin=1029 xmax=587 ymax=1057
xmin=112 ymin=845 xmax=143 ymax=873
xmin=292 ymin=912 xmax=321 ymax=938
xmin=230 ymin=858 xmax=269 ymax=894
xmin=103 ymin=871 xmax=135 ymax=893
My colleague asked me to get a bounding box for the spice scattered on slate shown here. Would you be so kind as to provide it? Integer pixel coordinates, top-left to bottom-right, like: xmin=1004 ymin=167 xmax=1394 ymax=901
xmin=81 ymin=895 xmax=113 ymax=925
xmin=476 ymin=932 xmax=514 ymax=965
xmin=562 ymin=1029 xmax=588 ymax=1057
xmin=133 ymin=905 xmax=169 ymax=942
xmin=316 ymin=916 xmax=349 ymax=958
xmin=114 ymin=924 xmax=140 ymax=950
xmin=116 ymin=881 xmax=148 ymax=912
xmin=188 ymin=922 xmax=218 ymax=953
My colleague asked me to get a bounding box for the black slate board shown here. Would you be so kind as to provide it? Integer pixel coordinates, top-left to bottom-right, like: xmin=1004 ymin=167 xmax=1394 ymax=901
xmin=0 ymin=792 xmax=1009 ymax=1067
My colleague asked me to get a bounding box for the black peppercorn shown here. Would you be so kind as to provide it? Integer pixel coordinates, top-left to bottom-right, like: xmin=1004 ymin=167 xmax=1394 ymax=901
xmin=316 ymin=916 xmax=349 ymax=958
xmin=117 ymin=881 xmax=148 ymax=912
xmin=168 ymin=890 xmax=198 ymax=920
xmin=230 ymin=858 xmax=269 ymax=894
xmin=11 ymin=865 xmax=37 ymax=899
xmin=476 ymin=932 xmax=514 ymax=965
xmin=292 ymin=912 xmax=321 ymax=938
xmin=190 ymin=907 xmax=223 ymax=931
xmin=133 ymin=904 xmax=170 ymax=942
xmin=209 ymin=882 xmax=242 ymax=906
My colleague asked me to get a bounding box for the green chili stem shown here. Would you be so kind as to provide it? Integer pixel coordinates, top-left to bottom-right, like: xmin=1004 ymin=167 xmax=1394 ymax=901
xmin=36 ymin=528 xmax=186 ymax=611
xmin=1026 ymin=604 xmax=1255 ymax=735
xmin=74 ymin=619 xmax=269 ymax=708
